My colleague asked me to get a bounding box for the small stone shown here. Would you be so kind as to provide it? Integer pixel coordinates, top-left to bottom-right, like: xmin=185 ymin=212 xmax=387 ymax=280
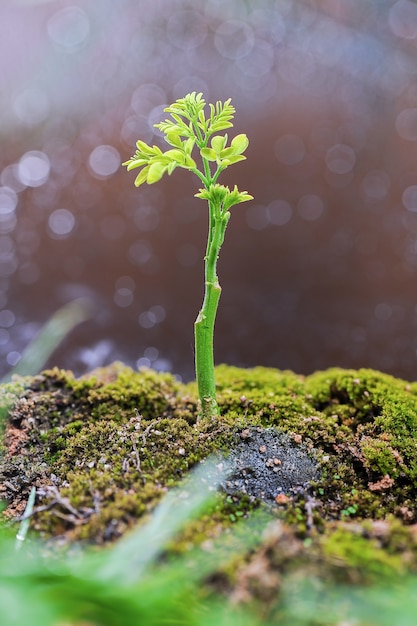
xmin=178 ymin=447 xmax=186 ymax=455
xmin=259 ymin=445 xmax=267 ymax=454
xmin=368 ymin=474 xmax=394 ymax=492
xmin=275 ymin=494 xmax=289 ymax=505
xmin=240 ymin=429 xmax=250 ymax=439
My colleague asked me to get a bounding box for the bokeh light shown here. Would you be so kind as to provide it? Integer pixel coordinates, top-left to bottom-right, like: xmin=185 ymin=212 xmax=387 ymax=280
xmin=1 ymin=0 xmax=417 ymax=382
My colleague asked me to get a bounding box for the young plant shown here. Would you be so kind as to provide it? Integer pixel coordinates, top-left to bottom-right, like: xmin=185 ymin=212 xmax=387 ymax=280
xmin=123 ymin=92 xmax=252 ymax=419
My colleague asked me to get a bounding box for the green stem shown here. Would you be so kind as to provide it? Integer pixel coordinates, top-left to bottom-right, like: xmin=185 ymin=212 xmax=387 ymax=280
xmin=194 ymin=199 xmax=225 ymax=419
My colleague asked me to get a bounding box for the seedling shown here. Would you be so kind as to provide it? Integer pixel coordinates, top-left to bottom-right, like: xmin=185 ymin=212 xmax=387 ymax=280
xmin=123 ymin=92 xmax=252 ymax=419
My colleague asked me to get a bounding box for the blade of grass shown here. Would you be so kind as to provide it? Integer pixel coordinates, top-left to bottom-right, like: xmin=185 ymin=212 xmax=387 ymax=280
xmin=2 ymin=298 xmax=92 ymax=382
xmin=15 ymin=487 xmax=36 ymax=550
xmin=97 ymin=458 xmax=230 ymax=583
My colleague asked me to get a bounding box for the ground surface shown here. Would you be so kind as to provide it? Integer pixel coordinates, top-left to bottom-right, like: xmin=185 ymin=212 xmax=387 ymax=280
xmin=1 ymin=363 xmax=417 ymax=615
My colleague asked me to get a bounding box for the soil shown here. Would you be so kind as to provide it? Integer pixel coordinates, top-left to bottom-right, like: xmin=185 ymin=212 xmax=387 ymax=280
xmin=1 ymin=362 xmax=417 ymax=616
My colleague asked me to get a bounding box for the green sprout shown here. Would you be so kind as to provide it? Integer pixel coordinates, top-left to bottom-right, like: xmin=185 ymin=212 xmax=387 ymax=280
xmin=123 ymin=92 xmax=252 ymax=419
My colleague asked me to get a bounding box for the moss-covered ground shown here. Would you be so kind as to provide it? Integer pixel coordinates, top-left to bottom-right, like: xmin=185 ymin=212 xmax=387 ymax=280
xmin=2 ymin=362 xmax=417 ymax=612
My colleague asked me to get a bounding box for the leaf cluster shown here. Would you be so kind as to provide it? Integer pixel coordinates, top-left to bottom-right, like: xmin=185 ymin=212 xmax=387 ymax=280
xmin=196 ymin=183 xmax=253 ymax=214
xmin=155 ymin=91 xmax=235 ymax=138
xmin=123 ymin=92 xmax=251 ymax=208
xmin=200 ymin=132 xmax=249 ymax=168
xmin=123 ymin=137 xmax=197 ymax=187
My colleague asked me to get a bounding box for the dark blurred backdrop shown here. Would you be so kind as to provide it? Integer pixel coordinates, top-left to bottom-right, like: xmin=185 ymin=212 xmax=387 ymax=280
xmin=2 ymin=0 xmax=417 ymax=382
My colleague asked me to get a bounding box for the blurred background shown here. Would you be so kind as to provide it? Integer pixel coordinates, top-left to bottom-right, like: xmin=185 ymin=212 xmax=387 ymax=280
xmin=1 ymin=0 xmax=417 ymax=382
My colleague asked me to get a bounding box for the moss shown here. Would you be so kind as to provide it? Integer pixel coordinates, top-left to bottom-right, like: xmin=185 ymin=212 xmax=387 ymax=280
xmin=2 ymin=362 xmax=417 ymax=605
xmin=320 ymin=526 xmax=405 ymax=582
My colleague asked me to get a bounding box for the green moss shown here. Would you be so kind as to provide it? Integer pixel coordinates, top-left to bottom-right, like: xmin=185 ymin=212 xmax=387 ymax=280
xmin=3 ymin=362 xmax=417 ymax=597
xmin=84 ymin=363 xmax=180 ymax=420
xmin=0 ymin=378 xmax=28 ymax=453
xmin=321 ymin=525 xmax=406 ymax=582
xmin=360 ymin=438 xmax=398 ymax=476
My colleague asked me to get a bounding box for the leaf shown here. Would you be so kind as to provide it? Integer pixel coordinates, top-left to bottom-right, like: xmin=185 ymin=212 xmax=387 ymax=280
xmin=195 ymin=183 xmax=228 ymax=204
xmin=221 ymin=155 xmax=246 ymax=166
xmin=147 ymin=161 xmax=167 ymax=184
xmin=195 ymin=183 xmax=253 ymax=210
xmin=184 ymin=137 xmax=195 ymax=155
xmin=210 ymin=121 xmax=234 ymax=132
xmin=183 ymin=154 xmax=197 ymax=168
xmin=134 ymin=166 xmax=150 ymax=187
xmin=125 ymin=158 xmax=149 ymax=171
xmin=164 ymin=149 xmax=197 ymax=169
xmin=230 ymin=133 xmax=249 ymax=154
xmin=195 ymin=188 xmax=210 ymax=200
xmin=165 ymin=133 xmax=183 ymax=148
xmin=198 ymin=109 xmax=206 ymax=125
xmin=211 ymin=135 xmax=227 ymax=154
xmin=222 ymin=184 xmax=253 ymax=210
xmin=167 ymin=161 xmax=178 ymax=175
xmin=165 ymin=149 xmax=187 ymax=164
xmin=200 ymin=148 xmax=217 ymax=162
xmin=238 ymin=192 xmax=253 ymax=202
xmin=155 ymin=122 xmax=186 ymax=136
xmin=135 ymin=140 xmax=155 ymax=155
xmin=171 ymin=112 xmax=186 ymax=125
xmin=207 ymin=99 xmax=235 ymax=135
xmin=218 ymin=147 xmax=234 ymax=159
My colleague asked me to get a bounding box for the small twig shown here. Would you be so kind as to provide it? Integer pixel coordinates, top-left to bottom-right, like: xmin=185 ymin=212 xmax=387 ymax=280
xmin=16 ymin=501 xmax=55 ymax=521
xmin=131 ymin=436 xmax=141 ymax=472
xmin=89 ymin=481 xmax=101 ymax=515
xmin=140 ymin=420 xmax=157 ymax=446
xmin=49 ymin=510 xmax=87 ymax=525
xmin=305 ymin=496 xmax=317 ymax=532
xmin=44 ymin=485 xmax=84 ymax=518
xmin=21 ymin=486 xmax=81 ymax=518
xmin=134 ymin=408 xmax=142 ymax=421
xmin=4 ymin=480 xmax=18 ymax=493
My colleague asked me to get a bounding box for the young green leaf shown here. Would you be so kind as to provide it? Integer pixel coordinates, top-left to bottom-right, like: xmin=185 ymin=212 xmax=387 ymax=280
xmin=134 ymin=166 xmax=150 ymax=187
xmin=166 ymin=133 xmax=183 ymax=148
xmin=220 ymin=155 xmax=247 ymax=166
xmin=230 ymin=133 xmax=249 ymax=154
xmin=184 ymin=137 xmax=195 ymax=155
xmin=147 ymin=161 xmax=167 ymax=184
xmin=136 ymin=140 xmax=157 ymax=155
xmin=211 ymin=135 xmax=227 ymax=154
xmin=200 ymin=148 xmax=217 ymax=162
xmin=124 ymin=158 xmax=149 ymax=171
xmin=194 ymin=184 xmax=253 ymax=212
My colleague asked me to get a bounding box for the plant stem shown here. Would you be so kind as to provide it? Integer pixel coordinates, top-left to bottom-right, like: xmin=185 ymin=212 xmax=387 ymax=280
xmin=124 ymin=94 xmax=252 ymax=420
xmin=194 ymin=198 xmax=226 ymax=419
